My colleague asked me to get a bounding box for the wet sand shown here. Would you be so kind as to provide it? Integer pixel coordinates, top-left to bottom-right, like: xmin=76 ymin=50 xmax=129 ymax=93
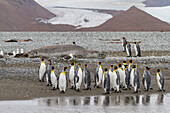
xmin=0 ymin=51 xmax=170 ymax=100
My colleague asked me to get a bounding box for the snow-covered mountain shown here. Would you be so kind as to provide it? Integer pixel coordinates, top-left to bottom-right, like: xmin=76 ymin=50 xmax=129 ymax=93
xmin=35 ymin=0 xmax=170 ymax=29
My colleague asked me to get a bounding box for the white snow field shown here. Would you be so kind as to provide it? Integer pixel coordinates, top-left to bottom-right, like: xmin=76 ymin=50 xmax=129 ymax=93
xmin=35 ymin=0 xmax=170 ymax=27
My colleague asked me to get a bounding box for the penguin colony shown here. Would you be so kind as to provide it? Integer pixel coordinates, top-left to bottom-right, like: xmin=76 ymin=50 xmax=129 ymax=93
xmin=39 ymin=59 xmax=165 ymax=94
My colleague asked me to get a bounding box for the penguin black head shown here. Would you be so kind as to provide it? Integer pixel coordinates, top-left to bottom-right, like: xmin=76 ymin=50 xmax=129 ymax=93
xmin=124 ymin=65 xmax=128 ymax=68
xmin=48 ymin=60 xmax=51 ymax=63
xmin=104 ymin=68 xmax=108 ymax=71
xmin=41 ymin=58 xmax=44 ymax=61
xmin=97 ymin=62 xmax=103 ymax=65
xmin=84 ymin=64 xmax=88 ymax=67
xmin=70 ymin=62 xmax=75 ymax=66
xmin=63 ymin=67 xmax=68 ymax=71
xmin=134 ymin=42 xmax=138 ymax=44
xmin=122 ymin=37 xmax=125 ymax=39
xmin=123 ymin=61 xmax=126 ymax=63
xmin=132 ymin=65 xmax=136 ymax=68
xmin=110 ymin=65 xmax=113 ymax=68
xmin=118 ymin=64 xmax=122 ymax=67
xmin=114 ymin=66 xmax=118 ymax=70
xmin=72 ymin=42 xmax=76 ymax=45
xmin=52 ymin=66 xmax=54 ymax=70
xmin=78 ymin=64 xmax=81 ymax=66
xmin=129 ymin=60 xmax=133 ymax=63
xmin=157 ymin=69 xmax=161 ymax=72
xmin=145 ymin=67 xmax=151 ymax=70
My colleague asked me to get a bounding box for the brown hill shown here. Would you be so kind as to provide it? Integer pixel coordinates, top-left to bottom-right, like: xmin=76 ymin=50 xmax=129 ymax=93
xmin=78 ymin=6 xmax=170 ymax=31
xmin=0 ymin=0 xmax=55 ymax=31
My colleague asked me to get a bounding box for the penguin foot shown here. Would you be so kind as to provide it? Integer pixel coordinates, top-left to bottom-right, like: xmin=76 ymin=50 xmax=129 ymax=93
xmin=97 ymin=86 xmax=101 ymax=88
xmin=163 ymin=89 xmax=166 ymax=92
xmin=157 ymin=89 xmax=162 ymax=92
xmin=60 ymin=91 xmax=65 ymax=94
xmin=111 ymin=88 xmax=115 ymax=91
xmin=76 ymin=89 xmax=81 ymax=92
xmin=70 ymin=86 xmax=74 ymax=89
xmin=46 ymin=84 xmax=49 ymax=86
xmin=150 ymin=88 xmax=153 ymax=90
xmin=39 ymin=80 xmax=42 ymax=82
xmin=128 ymin=87 xmax=131 ymax=90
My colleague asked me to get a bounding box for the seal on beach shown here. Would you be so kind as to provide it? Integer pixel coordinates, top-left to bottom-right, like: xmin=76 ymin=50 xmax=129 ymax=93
xmin=142 ymin=67 xmax=152 ymax=91
xmin=133 ymin=42 xmax=141 ymax=57
xmin=69 ymin=63 xmax=75 ymax=89
xmin=50 ymin=66 xmax=58 ymax=90
xmin=75 ymin=64 xmax=83 ymax=92
xmin=94 ymin=62 xmax=103 ymax=88
xmin=39 ymin=58 xmax=46 ymax=82
xmin=26 ymin=44 xmax=106 ymax=59
xmin=59 ymin=67 xmax=68 ymax=93
xmin=83 ymin=64 xmax=91 ymax=90
xmin=126 ymin=42 xmax=132 ymax=57
xmin=156 ymin=69 xmax=165 ymax=92
xmin=103 ymin=68 xmax=110 ymax=94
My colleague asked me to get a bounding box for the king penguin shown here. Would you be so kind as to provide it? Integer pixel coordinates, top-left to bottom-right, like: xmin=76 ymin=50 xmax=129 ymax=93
xmin=69 ymin=63 xmax=75 ymax=89
xmin=128 ymin=60 xmax=134 ymax=72
xmin=142 ymin=67 xmax=152 ymax=91
xmin=134 ymin=42 xmax=141 ymax=57
xmin=133 ymin=65 xmax=140 ymax=93
xmin=122 ymin=61 xmax=127 ymax=69
xmin=83 ymin=64 xmax=91 ymax=90
xmin=126 ymin=42 xmax=132 ymax=57
xmin=156 ymin=69 xmax=165 ymax=91
xmin=103 ymin=68 xmax=110 ymax=94
xmin=113 ymin=66 xmax=121 ymax=93
xmin=94 ymin=62 xmax=103 ymax=88
xmin=121 ymin=37 xmax=127 ymax=52
xmin=75 ymin=64 xmax=83 ymax=92
xmin=46 ymin=60 xmax=52 ymax=86
xmin=59 ymin=67 xmax=68 ymax=93
xmin=109 ymin=65 xmax=114 ymax=91
xmin=39 ymin=58 xmax=46 ymax=82
xmin=118 ymin=64 xmax=124 ymax=88
xmin=124 ymin=65 xmax=130 ymax=90
xmin=51 ymin=66 xmax=58 ymax=90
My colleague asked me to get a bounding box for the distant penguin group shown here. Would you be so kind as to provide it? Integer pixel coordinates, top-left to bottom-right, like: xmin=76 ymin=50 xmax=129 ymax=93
xmin=121 ymin=37 xmax=141 ymax=57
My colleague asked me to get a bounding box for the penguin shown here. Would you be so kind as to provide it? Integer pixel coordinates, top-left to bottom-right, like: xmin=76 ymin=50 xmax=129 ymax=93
xmin=46 ymin=60 xmax=52 ymax=86
xmin=122 ymin=60 xmax=127 ymax=69
xmin=133 ymin=65 xmax=140 ymax=93
xmin=117 ymin=64 xmax=125 ymax=87
xmin=124 ymin=65 xmax=130 ymax=90
xmin=0 ymin=51 xmax=4 ymax=56
xmin=142 ymin=67 xmax=152 ymax=91
xmin=13 ymin=51 xmax=16 ymax=57
xmin=69 ymin=62 xmax=75 ymax=89
xmin=39 ymin=58 xmax=46 ymax=82
xmin=72 ymin=42 xmax=76 ymax=45
xmin=94 ymin=62 xmax=103 ymax=88
xmin=109 ymin=65 xmax=114 ymax=91
xmin=20 ymin=48 xmax=24 ymax=54
xmin=126 ymin=42 xmax=132 ymax=57
xmin=113 ymin=66 xmax=121 ymax=93
xmin=16 ymin=49 xmax=20 ymax=54
xmin=50 ymin=66 xmax=58 ymax=90
xmin=103 ymin=68 xmax=110 ymax=94
xmin=156 ymin=69 xmax=165 ymax=91
xmin=133 ymin=42 xmax=141 ymax=57
xmin=75 ymin=64 xmax=83 ymax=92
xmin=83 ymin=64 xmax=91 ymax=90
xmin=130 ymin=65 xmax=135 ymax=87
xmin=128 ymin=60 xmax=134 ymax=72
xmin=121 ymin=37 xmax=127 ymax=52
xmin=59 ymin=67 xmax=68 ymax=93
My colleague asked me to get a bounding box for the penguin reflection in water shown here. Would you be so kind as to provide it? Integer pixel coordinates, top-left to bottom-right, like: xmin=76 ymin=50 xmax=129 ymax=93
xmin=59 ymin=67 xmax=69 ymax=93
xmin=103 ymin=68 xmax=110 ymax=94
xmin=133 ymin=42 xmax=141 ymax=57
xmin=39 ymin=58 xmax=46 ymax=82
xmin=94 ymin=62 xmax=103 ymax=88
xmin=156 ymin=69 xmax=165 ymax=92
xmin=142 ymin=67 xmax=153 ymax=91
xmin=83 ymin=64 xmax=91 ymax=90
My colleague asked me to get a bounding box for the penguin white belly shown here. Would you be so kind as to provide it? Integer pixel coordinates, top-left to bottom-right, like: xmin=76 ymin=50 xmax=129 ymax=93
xmin=98 ymin=67 xmax=103 ymax=86
xmin=156 ymin=74 xmax=162 ymax=90
xmin=128 ymin=64 xmax=131 ymax=71
xmin=144 ymin=80 xmax=147 ymax=89
xmin=39 ymin=63 xmax=46 ymax=81
xmin=134 ymin=45 xmax=138 ymax=56
xmin=51 ymin=72 xmax=57 ymax=88
xmin=126 ymin=46 xmax=129 ymax=56
xmin=113 ymin=72 xmax=118 ymax=90
xmin=130 ymin=70 xmax=135 ymax=87
xmin=76 ymin=68 xmax=83 ymax=89
xmin=46 ymin=73 xmax=49 ymax=85
xmin=109 ymin=71 xmax=114 ymax=89
xmin=69 ymin=66 xmax=75 ymax=87
xmin=59 ymin=73 xmax=66 ymax=91
xmin=118 ymin=68 xmax=123 ymax=85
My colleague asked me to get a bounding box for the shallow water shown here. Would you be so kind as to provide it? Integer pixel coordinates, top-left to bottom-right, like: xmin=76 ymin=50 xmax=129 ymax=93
xmin=0 ymin=94 xmax=169 ymax=113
